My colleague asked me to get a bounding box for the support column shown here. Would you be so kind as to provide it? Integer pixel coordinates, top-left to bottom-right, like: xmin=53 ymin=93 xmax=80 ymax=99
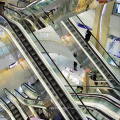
xmin=91 ymin=5 xmax=104 ymax=48
xmin=99 ymin=1 xmax=114 ymax=55
xmin=84 ymin=72 xmax=89 ymax=93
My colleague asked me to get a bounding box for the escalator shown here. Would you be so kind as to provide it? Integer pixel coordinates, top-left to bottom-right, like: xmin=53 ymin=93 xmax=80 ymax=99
xmin=7 ymin=102 xmax=24 ymax=120
xmin=4 ymin=88 xmax=29 ymax=120
xmin=70 ymin=93 xmax=120 ymax=120
xmin=13 ymin=89 xmax=46 ymax=109
xmin=61 ymin=17 xmax=120 ymax=99
xmin=0 ymin=90 xmax=29 ymax=120
xmin=0 ymin=10 xmax=87 ymax=120
xmin=0 ymin=98 xmax=16 ymax=120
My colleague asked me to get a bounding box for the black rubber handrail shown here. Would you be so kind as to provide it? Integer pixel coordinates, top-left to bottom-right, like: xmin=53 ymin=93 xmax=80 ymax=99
xmin=76 ymin=15 xmax=120 ymax=68
xmin=65 ymin=84 xmax=120 ymax=92
xmin=22 ymin=83 xmax=36 ymax=93
xmin=4 ymin=88 xmax=29 ymax=119
xmin=8 ymin=1 xmax=37 ymax=9
xmin=67 ymin=18 xmax=120 ymax=86
xmin=4 ymin=6 xmax=21 ymax=17
xmin=14 ymin=89 xmax=42 ymax=102
xmin=79 ymin=105 xmax=115 ymax=120
xmin=0 ymin=98 xmax=15 ymax=119
xmin=70 ymin=93 xmax=120 ymax=108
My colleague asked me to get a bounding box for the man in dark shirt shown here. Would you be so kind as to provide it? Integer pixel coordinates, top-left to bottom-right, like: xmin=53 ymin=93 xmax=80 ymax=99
xmin=85 ymin=30 xmax=91 ymax=43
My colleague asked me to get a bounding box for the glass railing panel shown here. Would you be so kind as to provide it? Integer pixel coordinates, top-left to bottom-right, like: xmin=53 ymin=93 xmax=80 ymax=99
xmin=13 ymin=90 xmax=44 ymax=106
xmin=71 ymin=15 xmax=120 ymax=68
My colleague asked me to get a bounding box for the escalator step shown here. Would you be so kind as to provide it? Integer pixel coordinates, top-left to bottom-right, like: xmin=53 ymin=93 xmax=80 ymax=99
xmin=51 ymin=81 xmax=57 ymax=86
xmin=63 ymin=20 xmax=68 ymax=24
xmin=59 ymin=90 xmax=64 ymax=97
xmin=70 ymin=109 xmax=76 ymax=115
xmin=54 ymin=85 xmax=60 ymax=92
xmin=33 ymin=56 xmax=39 ymax=61
xmin=8 ymin=102 xmax=13 ymax=107
xmin=15 ymin=113 xmax=21 ymax=118
xmin=91 ymin=55 xmax=96 ymax=60
xmin=68 ymin=25 xmax=74 ymax=30
xmin=76 ymin=34 xmax=80 ymax=39
xmin=77 ymin=37 xmax=82 ymax=42
xmin=31 ymin=50 xmax=36 ymax=56
xmin=93 ymin=58 xmax=99 ymax=64
xmin=87 ymin=50 xmax=93 ymax=55
xmin=92 ymin=110 xmax=98 ymax=117
xmin=65 ymin=101 xmax=72 ymax=107
xmin=20 ymin=37 xmax=26 ymax=42
xmin=14 ymin=29 xmax=20 ymax=33
xmin=62 ymin=96 xmax=68 ymax=103
xmin=27 ymin=45 xmax=33 ymax=51
xmin=9 ymin=106 xmax=16 ymax=111
xmin=11 ymin=24 xmax=16 ymax=28
xmin=44 ymin=69 xmax=50 ymax=76
xmin=97 ymin=63 xmax=102 ymax=68
xmin=47 ymin=74 xmax=53 ymax=81
xmin=72 ymin=113 xmax=80 ymax=119
xmin=71 ymin=30 xmax=76 ymax=36
xmin=65 ymin=21 xmax=70 ymax=26
xmin=17 ymin=33 xmax=23 ymax=38
xmin=40 ymin=64 xmax=46 ymax=71
xmin=23 ymin=41 xmax=29 ymax=46
xmin=12 ymin=109 xmax=19 ymax=115
xmin=36 ymin=60 xmax=42 ymax=66
xmin=17 ymin=117 xmax=24 ymax=120
xmin=104 ymin=72 xmax=110 ymax=77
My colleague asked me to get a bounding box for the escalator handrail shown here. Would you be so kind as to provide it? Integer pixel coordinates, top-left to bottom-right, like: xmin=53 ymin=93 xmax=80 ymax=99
xmin=4 ymin=6 xmax=21 ymax=17
xmin=22 ymin=83 xmax=36 ymax=93
xmin=70 ymin=93 xmax=120 ymax=108
xmin=85 ymin=86 xmax=120 ymax=92
xmin=65 ymin=85 xmax=120 ymax=92
xmin=8 ymin=1 xmax=37 ymax=10
xmin=4 ymin=88 xmax=29 ymax=119
xmin=76 ymin=15 xmax=120 ymax=68
xmin=78 ymin=105 xmax=115 ymax=120
xmin=14 ymin=89 xmax=42 ymax=102
xmin=67 ymin=18 xmax=120 ymax=86
xmin=0 ymin=98 xmax=15 ymax=118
